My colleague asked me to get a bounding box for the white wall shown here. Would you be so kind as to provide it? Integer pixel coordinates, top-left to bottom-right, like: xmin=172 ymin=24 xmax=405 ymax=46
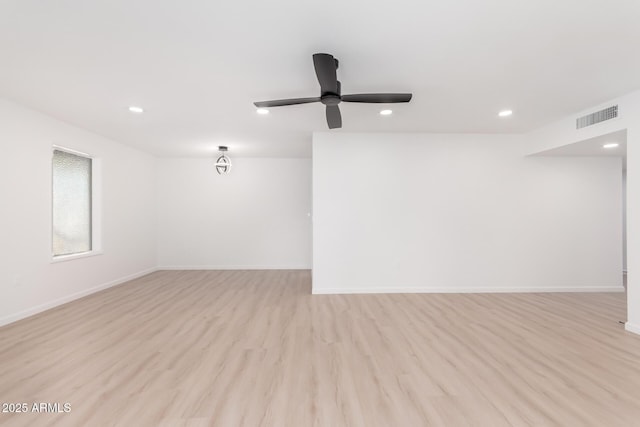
xmin=313 ymin=133 xmax=623 ymax=294
xmin=0 ymin=99 xmax=157 ymax=326
xmin=521 ymin=90 xmax=640 ymax=335
xmin=627 ymin=126 xmax=640 ymax=334
xmin=623 ymin=168 xmax=627 ymax=272
xmin=157 ymin=158 xmax=311 ymax=269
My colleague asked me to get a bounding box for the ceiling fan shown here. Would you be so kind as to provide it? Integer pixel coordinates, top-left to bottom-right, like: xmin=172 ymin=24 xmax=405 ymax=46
xmin=254 ymin=53 xmax=412 ymax=129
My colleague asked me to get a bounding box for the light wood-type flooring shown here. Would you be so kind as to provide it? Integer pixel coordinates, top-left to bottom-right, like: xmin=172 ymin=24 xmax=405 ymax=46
xmin=1 ymin=270 xmax=640 ymax=426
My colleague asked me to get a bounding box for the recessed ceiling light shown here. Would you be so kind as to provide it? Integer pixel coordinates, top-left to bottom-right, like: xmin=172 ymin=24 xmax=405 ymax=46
xmin=603 ymin=143 xmax=619 ymax=149
xmin=498 ymin=110 xmax=513 ymax=117
xmin=256 ymin=108 xmax=269 ymax=115
xmin=380 ymin=109 xmax=393 ymax=116
xmin=128 ymin=106 xmax=144 ymax=113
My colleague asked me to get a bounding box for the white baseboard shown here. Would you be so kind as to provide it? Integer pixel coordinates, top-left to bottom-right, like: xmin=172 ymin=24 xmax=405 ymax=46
xmin=0 ymin=267 xmax=158 ymax=328
xmin=312 ymin=285 xmax=626 ymax=295
xmin=625 ymin=322 xmax=640 ymax=336
xmin=158 ymin=265 xmax=311 ymax=270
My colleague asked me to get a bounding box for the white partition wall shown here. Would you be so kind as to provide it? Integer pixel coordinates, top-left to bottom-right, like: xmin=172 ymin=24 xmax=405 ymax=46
xmin=626 ymin=127 xmax=640 ymax=334
xmin=312 ymin=133 xmax=623 ymax=294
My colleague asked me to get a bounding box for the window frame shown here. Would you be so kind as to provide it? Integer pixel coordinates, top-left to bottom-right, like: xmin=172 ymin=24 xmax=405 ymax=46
xmin=51 ymin=145 xmax=102 ymax=263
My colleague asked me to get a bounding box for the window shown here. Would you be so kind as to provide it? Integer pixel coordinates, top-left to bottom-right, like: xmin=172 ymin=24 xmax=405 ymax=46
xmin=52 ymin=148 xmax=93 ymax=257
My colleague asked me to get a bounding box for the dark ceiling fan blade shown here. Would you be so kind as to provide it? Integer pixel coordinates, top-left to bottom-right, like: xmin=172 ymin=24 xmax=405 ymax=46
xmin=254 ymin=97 xmax=320 ymax=108
xmin=326 ymin=105 xmax=342 ymax=129
xmin=313 ymin=53 xmax=338 ymax=94
xmin=341 ymin=93 xmax=413 ymax=103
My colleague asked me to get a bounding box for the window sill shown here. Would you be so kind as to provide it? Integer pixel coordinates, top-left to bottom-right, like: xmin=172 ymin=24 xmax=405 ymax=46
xmin=51 ymin=250 xmax=103 ymax=264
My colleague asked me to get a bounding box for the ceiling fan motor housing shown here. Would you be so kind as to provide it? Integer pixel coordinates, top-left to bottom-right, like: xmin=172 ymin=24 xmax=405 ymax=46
xmin=321 ymin=93 xmax=341 ymax=106
xmin=321 ymin=80 xmax=341 ymax=105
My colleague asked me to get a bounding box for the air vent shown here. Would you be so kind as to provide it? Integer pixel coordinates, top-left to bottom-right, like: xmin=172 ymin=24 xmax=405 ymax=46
xmin=576 ymin=105 xmax=618 ymax=129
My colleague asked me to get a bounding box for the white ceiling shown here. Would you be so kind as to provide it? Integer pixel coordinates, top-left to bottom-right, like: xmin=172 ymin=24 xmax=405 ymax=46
xmin=534 ymin=130 xmax=627 ymax=158
xmin=1 ymin=0 xmax=640 ymax=158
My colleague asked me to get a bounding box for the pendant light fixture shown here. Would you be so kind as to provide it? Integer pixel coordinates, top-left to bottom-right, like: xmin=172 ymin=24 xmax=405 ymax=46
xmin=215 ymin=146 xmax=232 ymax=175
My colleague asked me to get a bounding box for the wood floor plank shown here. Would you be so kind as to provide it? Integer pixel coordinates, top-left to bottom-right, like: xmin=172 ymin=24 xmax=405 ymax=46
xmin=1 ymin=270 xmax=640 ymax=426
